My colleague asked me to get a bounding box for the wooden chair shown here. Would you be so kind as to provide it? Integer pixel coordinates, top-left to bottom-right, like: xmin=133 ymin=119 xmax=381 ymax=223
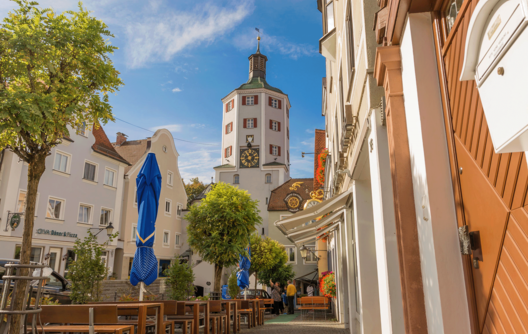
xmin=257 ymin=300 xmax=267 ymax=325
xmin=208 ymin=301 xmax=228 ymax=334
xmin=234 ymin=300 xmax=253 ymax=329
xmin=32 ymin=305 xmax=133 ymax=334
xmin=297 ymin=297 xmax=330 ymax=320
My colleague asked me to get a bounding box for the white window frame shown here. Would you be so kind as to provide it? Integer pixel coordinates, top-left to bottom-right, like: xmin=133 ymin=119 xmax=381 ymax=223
xmin=53 ymin=150 xmax=71 ymax=175
xmin=46 ymin=196 xmax=66 ymax=221
xmin=271 ymin=145 xmax=279 ymax=156
xmin=246 ymin=96 xmax=254 ymax=106
xmin=167 ymin=171 xmax=174 ymax=187
xmin=246 ymin=119 xmax=255 ymax=129
xmin=99 ymin=207 xmax=112 ymax=227
xmin=83 ymin=160 xmax=99 ymax=184
xmin=163 ymin=230 xmax=170 ymax=248
xmin=131 ymin=224 xmax=137 ymax=243
xmin=77 ymin=203 xmax=94 ymax=225
xmin=271 ymin=98 xmax=278 ymax=109
xmin=234 ymin=174 xmax=240 ymax=184
xmin=285 ymin=246 xmax=297 ymax=264
xmin=103 ymin=167 xmax=117 ymax=188
xmin=271 ymin=120 xmax=279 ymax=131
xmin=174 ymin=233 xmax=181 ymax=249
xmin=227 ymin=100 xmax=233 ymax=111
xmin=165 ymin=199 xmax=172 ymax=216
xmin=78 ymin=122 xmax=88 ymax=137
xmin=176 ymin=203 xmax=183 ymax=218
xmin=226 ymin=146 xmax=232 ymax=158
xmin=265 ymin=174 xmax=272 ymax=184
xmin=304 ymin=245 xmax=318 ymax=264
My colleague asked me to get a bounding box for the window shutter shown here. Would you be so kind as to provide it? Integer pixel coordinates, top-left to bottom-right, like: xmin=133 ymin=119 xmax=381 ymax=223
xmin=242 ymin=96 xmax=246 ymax=105
xmin=278 ymin=121 xmax=281 ymax=132
xmin=269 ymin=97 xmax=272 ymax=106
xmin=254 ymin=95 xmax=259 ymax=105
xmin=230 ymin=123 xmax=233 ymax=132
xmin=231 ymin=100 xmax=234 ymax=109
xmin=254 ymin=118 xmax=257 ymax=128
xmin=243 ymin=119 xmax=247 ymax=128
xmin=269 ymin=120 xmax=273 ymax=129
xmin=278 ymin=146 xmax=281 ymax=156
xmin=225 ymin=148 xmax=227 ymax=157
xmin=225 ymin=125 xmax=228 ymax=134
xmin=278 ymin=100 xmax=282 ymax=109
xmin=269 ymin=145 xmax=272 ymax=154
xmin=225 ymin=103 xmax=228 ymax=112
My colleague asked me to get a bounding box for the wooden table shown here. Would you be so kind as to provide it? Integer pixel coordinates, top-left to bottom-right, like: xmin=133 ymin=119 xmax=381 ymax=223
xmin=116 ymin=302 xmax=164 ymax=334
xmin=219 ymin=300 xmax=237 ymax=334
xmin=184 ymin=301 xmax=210 ymax=334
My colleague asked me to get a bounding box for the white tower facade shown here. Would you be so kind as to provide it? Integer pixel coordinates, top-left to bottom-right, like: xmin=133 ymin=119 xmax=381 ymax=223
xmin=214 ymin=40 xmax=291 ymax=235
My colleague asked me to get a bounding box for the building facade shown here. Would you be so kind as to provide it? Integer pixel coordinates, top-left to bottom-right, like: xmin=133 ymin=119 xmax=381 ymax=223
xmin=215 ymin=40 xmax=291 ymax=236
xmin=0 ymin=124 xmax=129 ymax=277
xmin=112 ymin=129 xmax=188 ymax=280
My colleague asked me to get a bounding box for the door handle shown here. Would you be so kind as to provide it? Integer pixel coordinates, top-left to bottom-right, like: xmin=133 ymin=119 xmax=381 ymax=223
xmin=469 ymin=231 xmax=483 ymax=269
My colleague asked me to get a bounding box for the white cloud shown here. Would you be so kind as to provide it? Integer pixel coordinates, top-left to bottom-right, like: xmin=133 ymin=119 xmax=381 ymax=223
xmin=233 ymin=29 xmax=317 ymax=59
xmin=172 ymin=87 xmax=182 ymax=92
xmin=178 ymin=149 xmax=220 ymax=182
xmin=126 ymin=2 xmax=254 ymax=68
xmin=300 ymin=137 xmax=315 ymax=146
xmin=306 ymin=129 xmax=314 ymax=134
xmin=150 ymin=124 xmax=183 ymax=132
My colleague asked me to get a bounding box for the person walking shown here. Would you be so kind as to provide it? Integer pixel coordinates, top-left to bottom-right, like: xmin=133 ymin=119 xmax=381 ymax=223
xmin=286 ymin=280 xmax=297 ymax=315
xmin=270 ymin=279 xmax=282 ymax=315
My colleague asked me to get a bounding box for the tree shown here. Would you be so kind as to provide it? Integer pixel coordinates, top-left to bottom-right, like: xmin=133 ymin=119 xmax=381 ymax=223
xmin=259 ymin=263 xmax=295 ymax=288
xmin=67 ymin=231 xmax=117 ymax=304
xmin=164 ymin=257 xmax=195 ymax=301
xmin=186 ymin=182 xmax=261 ymax=293
xmin=227 ymin=270 xmax=240 ymax=299
xmin=0 ymin=1 xmax=122 ymax=330
xmin=249 ymin=233 xmax=288 ymax=291
xmin=184 ymin=177 xmax=207 ymax=205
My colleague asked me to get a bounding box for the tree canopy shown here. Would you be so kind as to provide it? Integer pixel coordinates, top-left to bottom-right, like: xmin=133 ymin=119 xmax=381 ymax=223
xmin=186 ymin=182 xmax=261 ymax=292
xmin=164 ymin=257 xmax=195 ymax=301
xmin=184 ymin=177 xmax=207 ymax=205
xmin=249 ymin=233 xmax=288 ymax=290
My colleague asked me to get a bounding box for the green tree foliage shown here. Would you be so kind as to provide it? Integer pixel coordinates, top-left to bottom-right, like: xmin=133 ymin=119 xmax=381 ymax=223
xmin=186 ymin=182 xmax=261 ymax=292
xmin=258 ymin=263 xmax=295 ymax=288
xmin=184 ymin=177 xmax=207 ymax=205
xmin=164 ymin=258 xmax=195 ymax=300
xmin=249 ymin=233 xmax=288 ymax=290
xmin=0 ymin=1 xmax=122 ymax=329
xmin=227 ymin=270 xmax=240 ymax=299
xmin=67 ymin=231 xmax=117 ymax=304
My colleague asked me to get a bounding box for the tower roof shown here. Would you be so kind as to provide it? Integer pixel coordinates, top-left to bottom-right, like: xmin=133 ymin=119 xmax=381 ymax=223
xmin=236 ymin=76 xmax=284 ymax=94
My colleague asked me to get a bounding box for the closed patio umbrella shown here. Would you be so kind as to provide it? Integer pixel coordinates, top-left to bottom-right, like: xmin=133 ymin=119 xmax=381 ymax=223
xmin=130 ymin=153 xmax=162 ymax=299
xmin=237 ymin=244 xmax=251 ymax=299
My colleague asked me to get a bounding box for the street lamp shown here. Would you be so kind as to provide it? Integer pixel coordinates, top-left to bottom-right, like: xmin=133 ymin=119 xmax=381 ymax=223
xmin=299 ymin=245 xmax=328 ymax=261
xmin=90 ymin=222 xmax=114 ymax=237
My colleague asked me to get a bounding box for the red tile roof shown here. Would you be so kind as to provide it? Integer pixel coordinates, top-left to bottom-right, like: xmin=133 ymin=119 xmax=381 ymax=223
xmin=112 ymin=138 xmax=150 ymax=174
xmin=268 ymin=178 xmax=314 ymax=211
xmin=313 ymin=129 xmax=326 ymax=190
xmin=91 ymin=125 xmax=130 ymax=165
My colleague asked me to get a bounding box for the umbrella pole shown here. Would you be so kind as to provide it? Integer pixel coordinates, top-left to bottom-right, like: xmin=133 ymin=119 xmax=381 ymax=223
xmin=139 ymin=282 xmax=145 ymax=301
xmin=244 ymin=287 xmax=247 ymax=300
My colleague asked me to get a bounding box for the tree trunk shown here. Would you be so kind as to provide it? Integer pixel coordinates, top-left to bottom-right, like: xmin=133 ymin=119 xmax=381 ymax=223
xmin=9 ymin=152 xmax=46 ymax=334
xmin=254 ymin=272 xmax=258 ymax=292
xmin=213 ymin=263 xmax=223 ymax=293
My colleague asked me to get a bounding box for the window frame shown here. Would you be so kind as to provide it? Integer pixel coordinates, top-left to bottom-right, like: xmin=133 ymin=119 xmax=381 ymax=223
xmin=285 ymin=246 xmax=297 ymax=264
xmin=271 ymin=120 xmax=279 ymax=131
xmin=103 ymin=167 xmax=117 ymax=188
xmin=99 ymin=207 xmax=112 ymax=227
xmin=14 ymin=245 xmax=43 ymax=263
xmin=265 ymin=174 xmax=272 ymax=184
xmin=304 ymin=245 xmax=318 ymax=264
xmin=324 ymin=0 xmax=335 ymax=34
xmin=246 ymin=118 xmax=255 ymax=129
xmin=165 ymin=198 xmax=172 ymax=216
xmin=234 ymin=174 xmax=240 ymax=184
xmin=176 ymin=203 xmax=183 ymax=218
xmin=46 ymin=196 xmax=66 ymax=221
xmin=346 ymin=1 xmax=355 ymax=80
xmin=174 ymin=232 xmax=181 ymax=249
xmin=78 ymin=122 xmax=88 ymax=137
xmin=271 ymin=98 xmax=278 ymax=109
xmin=246 ymin=96 xmax=254 ymax=106
xmin=53 ymin=150 xmax=71 ymax=174
xmin=131 ymin=223 xmax=137 ymax=242
xmin=271 ymin=145 xmax=279 ymax=156
xmin=225 ymin=146 xmax=233 ymax=158
xmin=167 ymin=170 xmax=174 ymax=187
xmin=16 ymin=189 xmax=39 ymax=216
xmin=77 ymin=203 xmax=94 ymax=225
xmin=163 ymin=230 xmax=170 ymax=247
xmin=83 ymin=160 xmax=99 ymax=183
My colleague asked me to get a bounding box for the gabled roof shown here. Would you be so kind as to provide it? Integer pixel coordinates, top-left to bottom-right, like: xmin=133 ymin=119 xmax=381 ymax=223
xmin=263 ymin=161 xmax=286 ymax=167
xmin=213 ymin=164 xmax=236 ymax=169
xmin=268 ymin=178 xmax=315 ymax=211
xmin=112 ymin=138 xmax=150 ymax=173
xmin=92 ymin=126 xmax=130 ymax=165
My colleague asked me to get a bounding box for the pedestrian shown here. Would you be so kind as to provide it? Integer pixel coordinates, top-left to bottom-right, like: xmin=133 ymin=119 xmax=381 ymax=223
xmin=286 ymin=280 xmax=297 ymax=315
xmin=269 ymin=279 xmax=282 ymax=315
xmin=282 ymin=290 xmax=287 ymax=314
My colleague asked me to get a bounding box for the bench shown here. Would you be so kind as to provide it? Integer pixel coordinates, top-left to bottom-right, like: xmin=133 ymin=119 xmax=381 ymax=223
xmin=30 ymin=305 xmax=133 ymax=334
xmin=297 ymin=297 xmax=330 ymax=320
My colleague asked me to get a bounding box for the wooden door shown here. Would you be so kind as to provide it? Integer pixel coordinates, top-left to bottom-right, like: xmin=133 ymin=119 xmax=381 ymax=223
xmin=435 ymin=0 xmax=528 ymax=332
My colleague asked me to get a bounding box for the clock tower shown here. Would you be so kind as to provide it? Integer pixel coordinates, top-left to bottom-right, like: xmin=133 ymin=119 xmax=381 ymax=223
xmin=214 ymin=37 xmax=291 ymax=236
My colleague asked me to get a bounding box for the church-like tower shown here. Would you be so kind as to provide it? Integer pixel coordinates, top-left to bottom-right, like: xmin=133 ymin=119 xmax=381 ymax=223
xmin=214 ymin=38 xmax=291 ymax=236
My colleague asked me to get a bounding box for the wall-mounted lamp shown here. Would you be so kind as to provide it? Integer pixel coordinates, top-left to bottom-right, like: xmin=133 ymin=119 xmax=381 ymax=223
xmin=89 ymin=222 xmax=114 ymax=238
xmin=299 ymin=245 xmax=328 ymax=261
xmin=302 ymin=152 xmax=314 ymax=158
xmin=336 ymin=169 xmax=352 ymax=178
xmin=62 ymin=254 xmax=69 ymax=261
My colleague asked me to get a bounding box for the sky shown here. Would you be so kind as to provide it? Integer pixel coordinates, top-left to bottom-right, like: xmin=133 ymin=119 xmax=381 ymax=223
xmin=0 ymin=0 xmax=326 ymax=184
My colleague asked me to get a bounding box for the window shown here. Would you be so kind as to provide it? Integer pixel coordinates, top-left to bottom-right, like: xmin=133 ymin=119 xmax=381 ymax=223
xmin=246 ymin=96 xmax=254 ymax=105
xmin=325 ymin=0 xmax=335 ymax=33
xmin=234 ymin=174 xmax=240 ymax=184
xmin=270 ymin=145 xmax=281 ymax=156
xmin=78 ymin=122 xmax=87 ymax=136
xmin=17 ymin=190 xmax=26 ymax=213
xmin=163 ymin=231 xmax=170 ymax=246
xmin=244 ymin=118 xmax=257 ymax=129
xmin=176 ymin=203 xmax=183 ymax=217
xmin=101 ymin=251 xmax=108 ymax=266
xmin=83 ymin=161 xmax=97 ymax=182
xmin=78 ymin=204 xmax=92 ymax=224
xmin=287 ymin=150 xmax=290 ymax=163
xmin=167 ymin=171 xmax=174 ymax=186
xmin=131 ymin=224 xmax=137 ymax=241
xmin=305 ymin=246 xmax=318 ymax=263
xmin=14 ymin=246 xmax=42 ymax=263
xmin=53 ymin=151 xmax=70 ymax=173
xmin=134 ymin=189 xmax=138 ymax=206
xmin=104 ymin=168 xmax=116 ymax=187
xmin=346 ymin=2 xmax=355 ymax=76
xmin=65 ymin=250 xmax=76 ymax=273
xmin=270 ymin=120 xmax=280 ymax=132
xmin=445 ymin=0 xmax=464 ymax=35
xmin=225 ymin=146 xmax=232 ymax=158
xmin=100 ymin=208 xmax=111 ymax=226
xmin=225 ymin=122 xmax=233 ymax=134
xmin=270 ymin=98 xmax=279 ymax=109
xmin=265 ymin=174 xmax=271 ymax=184
xmin=287 ymin=127 xmax=289 ymax=139
xmin=165 ymin=199 xmax=172 ymax=215
xmin=286 ymin=246 xmax=296 ymax=263
xmin=46 ymin=198 xmax=64 ymax=220
xmin=175 ymin=234 xmax=180 ymax=246
xmin=225 ymin=99 xmax=234 ymax=112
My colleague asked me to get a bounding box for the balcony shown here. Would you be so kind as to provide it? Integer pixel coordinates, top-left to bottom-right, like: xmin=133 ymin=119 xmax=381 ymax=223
xmin=319 ymin=28 xmax=337 ymax=62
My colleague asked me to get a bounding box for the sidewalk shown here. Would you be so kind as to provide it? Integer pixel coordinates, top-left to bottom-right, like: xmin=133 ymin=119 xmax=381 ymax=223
xmin=239 ymin=313 xmax=348 ymax=333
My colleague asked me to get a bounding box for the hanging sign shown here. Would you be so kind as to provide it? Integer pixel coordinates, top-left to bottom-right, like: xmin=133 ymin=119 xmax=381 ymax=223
xmin=284 ymin=192 xmax=303 ymax=212
xmin=9 ymin=214 xmax=21 ymax=231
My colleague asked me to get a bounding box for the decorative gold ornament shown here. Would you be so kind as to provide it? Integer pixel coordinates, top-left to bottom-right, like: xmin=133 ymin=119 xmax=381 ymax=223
xmin=288 ymin=197 xmax=300 ymax=209
xmin=289 ymin=182 xmax=304 ymax=191
xmin=310 ymin=189 xmax=324 ymax=200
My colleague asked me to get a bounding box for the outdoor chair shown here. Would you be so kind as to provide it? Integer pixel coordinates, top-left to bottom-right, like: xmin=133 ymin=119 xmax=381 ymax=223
xmin=208 ymin=301 xmax=227 ymax=334
xmin=234 ymin=300 xmax=253 ymax=329
xmin=297 ymin=297 xmax=330 ymax=320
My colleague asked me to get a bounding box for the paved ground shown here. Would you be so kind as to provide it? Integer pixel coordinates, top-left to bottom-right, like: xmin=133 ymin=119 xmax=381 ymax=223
xmin=238 ymin=312 xmax=348 ymax=334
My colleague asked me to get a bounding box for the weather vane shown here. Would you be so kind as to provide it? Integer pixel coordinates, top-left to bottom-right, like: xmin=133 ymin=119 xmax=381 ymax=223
xmin=255 ymin=28 xmax=261 ymax=53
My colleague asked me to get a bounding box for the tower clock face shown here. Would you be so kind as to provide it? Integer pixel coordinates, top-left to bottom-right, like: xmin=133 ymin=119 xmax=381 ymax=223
xmin=240 ymin=148 xmax=259 ymax=168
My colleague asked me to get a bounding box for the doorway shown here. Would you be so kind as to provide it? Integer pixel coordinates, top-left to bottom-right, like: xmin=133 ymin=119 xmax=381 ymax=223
xmin=48 ymin=247 xmax=62 ymax=273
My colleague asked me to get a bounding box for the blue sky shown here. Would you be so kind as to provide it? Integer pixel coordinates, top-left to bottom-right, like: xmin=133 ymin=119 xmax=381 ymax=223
xmin=0 ymin=0 xmax=326 ymax=183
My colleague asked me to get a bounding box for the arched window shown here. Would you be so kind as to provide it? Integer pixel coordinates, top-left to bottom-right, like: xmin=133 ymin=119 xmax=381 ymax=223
xmin=265 ymin=174 xmax=271 ymax=184
xmin=234 ymin=174 xmax=240 ymax=184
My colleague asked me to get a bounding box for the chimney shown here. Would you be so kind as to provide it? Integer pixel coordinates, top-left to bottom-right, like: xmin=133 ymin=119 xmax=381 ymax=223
xmin=116 ymin=132 xmax=128 ymax=146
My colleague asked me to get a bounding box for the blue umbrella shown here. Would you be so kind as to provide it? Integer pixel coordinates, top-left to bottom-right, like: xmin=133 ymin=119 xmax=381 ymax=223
xmin=130 ymin=153 xmax=162 ymax=287
xmin=237 ymin=244 xmax=251 ymax=293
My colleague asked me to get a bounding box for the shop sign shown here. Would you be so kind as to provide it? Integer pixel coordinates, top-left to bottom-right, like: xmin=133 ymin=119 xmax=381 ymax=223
xmin=284 ymin=192 xmax=303 ymax=213
xmin=9 ymin=214 xmax=21 ymax=230
xmin=36 ymin=228 xmax=78 ymax=238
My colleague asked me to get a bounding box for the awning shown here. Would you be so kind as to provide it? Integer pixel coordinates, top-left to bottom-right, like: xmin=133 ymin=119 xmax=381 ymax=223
xmin=275 ymin=189 xmax=353 ymax=233
xmin=294 ymin=269 xmax=319 ymax=282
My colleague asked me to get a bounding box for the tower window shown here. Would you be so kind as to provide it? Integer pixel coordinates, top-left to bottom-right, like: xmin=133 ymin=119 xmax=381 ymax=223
xmin=244 ymin=118 xmax=257 ymax=129
xmin=270 ymin=120 xmax=281 ymax=132
xmin=226 ymin=100 xmax=234 ymax=112
xmin=225 ymin=122 xmax=233 ymax=134
xmin=234 ymin=174 xmax=240 ymax=184
xmin=270 ymin=145 xmax=281 ymax=156
xmin=265 ymin=174 xmax=272 ymax=184
xmin=271 ymin=99 xmax=278 ymax=108
xmin=246 ymin=96 xmax=254 ymax=105
xmin=225 ymin=146 xmax=232 ymax=158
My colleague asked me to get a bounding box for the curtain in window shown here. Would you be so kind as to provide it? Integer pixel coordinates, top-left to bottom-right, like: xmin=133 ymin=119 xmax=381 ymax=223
xmin=100 ymin=209 xmax=110 ymax=225
xmin=84 ymin=163 xmax=96 ymax=181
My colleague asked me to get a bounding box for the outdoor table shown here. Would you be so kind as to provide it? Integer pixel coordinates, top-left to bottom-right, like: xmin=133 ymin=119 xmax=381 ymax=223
xmin=219 ymin=300 xmax=237 ymax=334
xmin=184 ymin=301 xmax=210 ymax=334
xmin=115 ymin=302 xmax=164 ymax=334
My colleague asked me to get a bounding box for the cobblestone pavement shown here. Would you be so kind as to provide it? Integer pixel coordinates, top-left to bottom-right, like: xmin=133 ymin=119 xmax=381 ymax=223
xmin=238 ymin=313 xmax=348 ymax=334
